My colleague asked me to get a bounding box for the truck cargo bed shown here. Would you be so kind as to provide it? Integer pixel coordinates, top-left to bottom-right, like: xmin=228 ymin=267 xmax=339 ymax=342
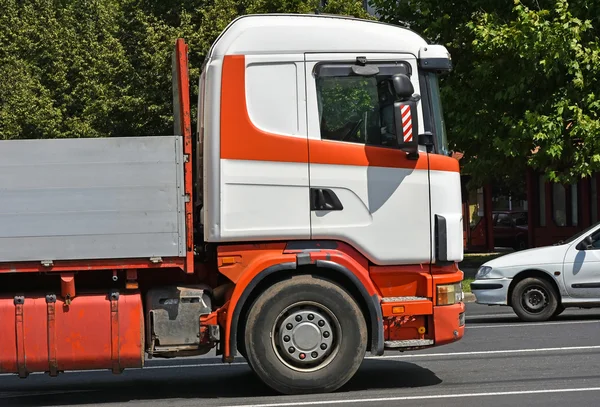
xmin=0 ymin=136 xmax=186 ymax=263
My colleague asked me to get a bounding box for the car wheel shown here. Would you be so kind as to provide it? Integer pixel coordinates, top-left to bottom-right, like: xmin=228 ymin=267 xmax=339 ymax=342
xmin=243 ymin=274 xmax=367 ymax=395
xmin=513 ymin=237 xmax=527 ymax=251
xmin=510 ymin=277 xmax=559 ymax=322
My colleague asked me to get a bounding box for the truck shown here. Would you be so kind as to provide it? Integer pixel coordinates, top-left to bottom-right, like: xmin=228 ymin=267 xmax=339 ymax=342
xmin=0 ymin=13 xmax=465 ymax=395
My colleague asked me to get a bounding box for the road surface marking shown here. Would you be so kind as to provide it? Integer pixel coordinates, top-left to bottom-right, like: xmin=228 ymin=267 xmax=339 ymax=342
xmin=466 ymin=313 xmax=517 ymax=319
xmin=0 ymin=390 xmax=94 ymax=399
xmin=222 ymin=387 xmax=600 ymax=407
xmin=374 ymin=345 xmax=600 ymax=359
xmin=467 ymin=320 xmax=600 ymax=329
xmin=466 ymin=312 xmax=600 ymax=320
xmin=1 ymin=345 xmax=599 ymax=377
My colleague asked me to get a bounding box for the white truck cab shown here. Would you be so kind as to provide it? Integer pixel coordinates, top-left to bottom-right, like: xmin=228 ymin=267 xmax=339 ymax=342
xmin=197 ymin=14 xmax=462 ymax=266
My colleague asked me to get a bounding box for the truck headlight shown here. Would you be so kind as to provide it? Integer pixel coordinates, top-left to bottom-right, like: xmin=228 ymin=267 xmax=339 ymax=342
xmin=436 ymin=283 xmax=463 ymax=305
xmin=476 ymin=266 xmax=492 ymax=279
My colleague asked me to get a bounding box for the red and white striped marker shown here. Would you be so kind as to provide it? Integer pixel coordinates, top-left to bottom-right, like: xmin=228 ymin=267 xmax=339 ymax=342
xmin=400 ymin=104 xmax=412 ymax=142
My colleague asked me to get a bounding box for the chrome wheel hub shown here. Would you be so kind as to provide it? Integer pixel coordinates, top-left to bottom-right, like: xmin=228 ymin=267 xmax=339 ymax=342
xmin=272 ymin=302 xmax=340 ymax=372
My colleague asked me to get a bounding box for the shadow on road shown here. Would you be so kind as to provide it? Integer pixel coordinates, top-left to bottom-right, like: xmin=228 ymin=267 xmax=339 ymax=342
xmin=342 ymin=359 xmax=441 ymax=391
xmin=0 ymin=359 xmax=441 ymax=406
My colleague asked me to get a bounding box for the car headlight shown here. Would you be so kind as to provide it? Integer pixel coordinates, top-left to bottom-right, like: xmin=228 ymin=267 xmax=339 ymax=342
xmin=476 ymin=266 xmax=492 ymax=279
xmin=436 ymin=282 xmax=463 ymax=305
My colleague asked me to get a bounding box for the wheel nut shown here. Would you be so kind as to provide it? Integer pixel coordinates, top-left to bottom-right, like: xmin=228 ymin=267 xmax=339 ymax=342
xmin=295 ymin=315 xmax=302 ymax=322
xmin=311 ymin=351 xmax=318 ymax=358
xmin=283 ymin=335 xmax=290 ymax=342
xmin=318 ymin=320 xmax=325 ymax=327
xmin=299 ymin=353 xmax=306 ymax=360
xmin=288 ymin=347 xmax=295 ymax=353
xmin=320 ymin=343 xmax=327 ymax=350
xmin=323 ymin=331 xmax=330 ymax=338
xmin=286 ymin=323 xmax=293 ymax=330
xmin=308 ymin=314 xmax=314 ymax=320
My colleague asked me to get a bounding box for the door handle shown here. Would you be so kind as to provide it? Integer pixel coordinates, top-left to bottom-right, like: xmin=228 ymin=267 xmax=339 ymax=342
xmin=310 ymin=188 xmax=343 ymax=211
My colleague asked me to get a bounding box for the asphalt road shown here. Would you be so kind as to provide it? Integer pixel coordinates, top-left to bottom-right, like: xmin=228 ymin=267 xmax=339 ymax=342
xmin=2 ymin=303 xmax=600 ymax=407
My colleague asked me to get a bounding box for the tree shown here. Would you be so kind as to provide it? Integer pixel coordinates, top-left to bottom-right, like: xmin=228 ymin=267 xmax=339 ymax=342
xmin=0 ymin=0 xmax=137 ymax=139
xmin=0 ymin=0 xmax=370 ymax=139
xmin=370 ymin=0 xmax=600 ymax=186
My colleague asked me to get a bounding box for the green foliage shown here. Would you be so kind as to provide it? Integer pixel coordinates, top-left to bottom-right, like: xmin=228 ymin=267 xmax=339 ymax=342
xmin=370 ymin=0 xmax=600 ymax=185
xmin=6 ymin=0 xmax=600 ymax=188
xmin=461 ymin=278 xmax=474 ymax=293
xmin=1 ymin=0 xmax=133 ymax=139
xmin=0 ymin=0 xmax=369 ymax=139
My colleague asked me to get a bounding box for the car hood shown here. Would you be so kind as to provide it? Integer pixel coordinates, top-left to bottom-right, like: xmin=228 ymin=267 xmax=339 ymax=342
xmin=484 ymin=245 xmax=568 ymax=268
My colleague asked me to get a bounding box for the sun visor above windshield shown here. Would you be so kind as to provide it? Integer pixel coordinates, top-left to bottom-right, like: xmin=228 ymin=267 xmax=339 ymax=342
xmin=418 ymin=45 xmax=452 ymax=72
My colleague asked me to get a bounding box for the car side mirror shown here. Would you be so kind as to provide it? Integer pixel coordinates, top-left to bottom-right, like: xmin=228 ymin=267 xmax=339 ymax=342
xmin=577 ymin=235 xmax=593 ymax=251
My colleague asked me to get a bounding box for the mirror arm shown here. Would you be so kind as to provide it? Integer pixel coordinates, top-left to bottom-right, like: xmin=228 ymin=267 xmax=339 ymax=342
xmin=419 ymin=131 xmax=434 ymax=153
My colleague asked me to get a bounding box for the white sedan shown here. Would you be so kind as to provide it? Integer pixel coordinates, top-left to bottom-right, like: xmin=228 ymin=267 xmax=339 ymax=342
xmin=471 ymin=222 xmax=600 ymax=322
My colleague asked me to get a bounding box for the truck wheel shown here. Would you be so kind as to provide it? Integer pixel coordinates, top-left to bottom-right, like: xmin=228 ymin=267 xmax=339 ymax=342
xmin=510 ymin=277 xmax=558 ymax=322
xmin=244 ymin=274 xmax=367 ymax=395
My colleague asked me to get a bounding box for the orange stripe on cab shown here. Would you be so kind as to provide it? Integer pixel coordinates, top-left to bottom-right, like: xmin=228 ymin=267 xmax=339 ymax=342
xmin=220 ymin=55 xmax=309 ymax=163
xmin=308 ymin=139 xmax=429 ymax=170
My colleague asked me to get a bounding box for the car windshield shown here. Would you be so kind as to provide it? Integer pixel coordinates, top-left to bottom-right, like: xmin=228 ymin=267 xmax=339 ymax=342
xmin=510 ymin=212 xmax=527 ymax=226
xmin=427 ymin=72 xmax=449 ymax=156
xmin=561 ymin=222 xmax=600 ymax=245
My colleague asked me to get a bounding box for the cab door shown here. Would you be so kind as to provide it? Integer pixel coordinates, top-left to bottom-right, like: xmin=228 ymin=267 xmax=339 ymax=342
xmin=305 ymin=53 xmax=431 ymax=265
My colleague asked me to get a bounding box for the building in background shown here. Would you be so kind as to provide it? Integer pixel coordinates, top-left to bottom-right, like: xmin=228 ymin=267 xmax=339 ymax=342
xmin=526 ymin=170 xmax=599 ymax=248
xmin=461 ymin=177 xmax=528 ymax=253
xmin=319 ymin=0 xmax=378 ymax=16
xmin=363 ymin=0 xmax=377 ymax=15
xmin=461 ymin=170 xmax=600 ymax=253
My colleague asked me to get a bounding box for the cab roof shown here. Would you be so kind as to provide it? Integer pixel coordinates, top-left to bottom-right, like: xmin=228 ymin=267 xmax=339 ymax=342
xmin=208 ymin=13 xmax=429 ymax=59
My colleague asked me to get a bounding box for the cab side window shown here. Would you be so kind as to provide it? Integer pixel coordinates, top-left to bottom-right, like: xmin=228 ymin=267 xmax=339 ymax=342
xmin=317 ymin=76 xmax=379 ymax=145
xmin=315 ymin=62 xmax=412 ymax=148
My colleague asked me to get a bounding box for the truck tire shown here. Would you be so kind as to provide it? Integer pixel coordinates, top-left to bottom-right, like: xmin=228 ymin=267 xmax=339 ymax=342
xmin=510 ymin=277 xmax=559 ymax=322
xmin=244 ymin=274 xmax=367 ymax=394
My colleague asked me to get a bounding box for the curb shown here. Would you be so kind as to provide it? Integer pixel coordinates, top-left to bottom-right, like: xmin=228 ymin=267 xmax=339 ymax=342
xmin=463 ymin=293 xmax=476 ymax=303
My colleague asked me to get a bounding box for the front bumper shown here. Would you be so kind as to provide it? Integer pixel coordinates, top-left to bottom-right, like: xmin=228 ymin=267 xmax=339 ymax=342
xmin=433 ymin=302 xmax=465 ymax=346
xmin=471 ymin=278 xmax=512 ymax=305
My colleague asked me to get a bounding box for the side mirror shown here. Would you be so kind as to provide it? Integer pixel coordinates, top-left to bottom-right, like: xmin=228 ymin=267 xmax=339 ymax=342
xmin=391 ymin=73 xmax=420 ymax=156
xmin=577 ymin=235 xmax=593 ymax=251
xmin=391 ymin=73 xmax=414 ymax=99
xmin=393 ymin=99 xmax=419 ymax=155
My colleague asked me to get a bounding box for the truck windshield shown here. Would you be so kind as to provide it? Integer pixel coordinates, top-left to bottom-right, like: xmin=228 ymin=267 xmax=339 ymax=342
xmin=427 ymin=73 xmax=449 ymax=156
